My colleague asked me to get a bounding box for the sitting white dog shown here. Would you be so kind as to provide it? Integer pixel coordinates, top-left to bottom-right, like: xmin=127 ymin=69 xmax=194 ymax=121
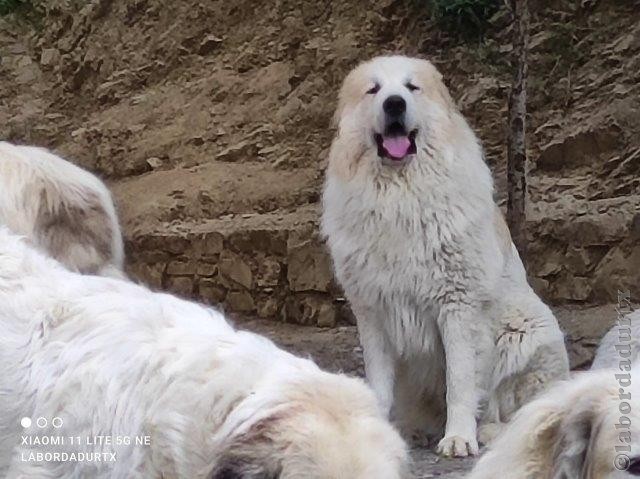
xmin=322 ymin=56 xmax=569 ymax=457
xmin=0 ymin=228 xmax=408 ymax=479
xmin=0 ymin=141 xmax=124 ymax=277
xmin=468 ymin=339 xmax=639 ymax=478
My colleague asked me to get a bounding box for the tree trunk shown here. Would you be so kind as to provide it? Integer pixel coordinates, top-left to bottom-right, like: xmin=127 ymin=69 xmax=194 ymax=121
xmin=506 ymin=0 xmax=529 ymax=265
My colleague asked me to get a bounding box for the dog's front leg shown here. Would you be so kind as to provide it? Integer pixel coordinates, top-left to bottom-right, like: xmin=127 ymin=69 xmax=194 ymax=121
xmin=436 ymin=303 xmax=479 ymax=457
xmin=355 ymin=308 xmax=396 ymax=418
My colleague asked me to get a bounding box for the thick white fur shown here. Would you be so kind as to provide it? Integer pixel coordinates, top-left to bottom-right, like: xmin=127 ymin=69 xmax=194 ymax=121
xmin=593 ymin=310 xmax=640 ymax=370
xmin=0 ymin=228 xmax=408 ymax=479
xmin=321 ymin=56 xmax=569 ymax=457
xmin=0 ymin=141 xmax=124 ymax=277
xmin=468 ymin=365 xmax=640 ymax=478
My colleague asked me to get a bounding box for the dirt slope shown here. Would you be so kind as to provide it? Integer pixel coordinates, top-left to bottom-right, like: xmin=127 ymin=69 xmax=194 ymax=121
xmin=0 ymin=0 xmax=638 ymax=324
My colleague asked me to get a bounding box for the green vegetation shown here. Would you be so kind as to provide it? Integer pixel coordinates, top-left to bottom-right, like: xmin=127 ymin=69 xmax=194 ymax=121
xmin=0 ymin=0 xmax=26 ymax=15
xmin=0 ymin=0 xmax=47 ymax=28
xmin=430 ymin=0 xmax=501 ymax=39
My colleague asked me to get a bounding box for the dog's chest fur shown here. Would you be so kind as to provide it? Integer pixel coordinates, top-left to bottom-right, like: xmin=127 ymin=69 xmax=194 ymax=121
xmin=322 ymin=161 xmax=499 ymax=354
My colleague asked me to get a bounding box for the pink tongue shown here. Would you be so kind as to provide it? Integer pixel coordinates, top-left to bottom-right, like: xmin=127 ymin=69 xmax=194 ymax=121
xmin=382 ymin=136 xmax=411 ymax=159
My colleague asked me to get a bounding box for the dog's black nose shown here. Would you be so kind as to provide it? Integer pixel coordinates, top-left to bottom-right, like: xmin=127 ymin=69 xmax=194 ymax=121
xmin=383 ymin=95 xmax=406 ymax=117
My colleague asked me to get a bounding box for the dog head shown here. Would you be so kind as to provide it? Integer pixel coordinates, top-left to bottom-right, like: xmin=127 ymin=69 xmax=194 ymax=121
xmin=333 ymin=55 xmax=458 ymax=169
xmin=469 ymin=367 xmax=640 ymax=479
xmin=547 ymin=389 xmax=640 ymax=478
xmin=209 ymin=372 xmax=409 ymax=479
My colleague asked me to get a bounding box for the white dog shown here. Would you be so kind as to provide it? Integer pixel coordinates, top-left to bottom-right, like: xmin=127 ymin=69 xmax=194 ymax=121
xmin=321 ymin=56 xmax=569 ymax=457
xmin=593 ymin=310 xmax=639 ymax=370
xmin=468 ymin=365 xmax=639 ymax=478
xmin=0 ymin=228 xmax=408 ymax=479
xmin=0 ymin=141 xmax=124 ymax=277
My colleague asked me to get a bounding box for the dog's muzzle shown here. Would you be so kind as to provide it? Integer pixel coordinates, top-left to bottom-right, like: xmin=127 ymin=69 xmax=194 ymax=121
xmin=375 ymin=95 xmax=417 ymax=163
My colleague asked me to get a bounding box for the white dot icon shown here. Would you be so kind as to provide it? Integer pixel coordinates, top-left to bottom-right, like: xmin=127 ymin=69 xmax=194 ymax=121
xmin=20 ymin=417 xmax=32 ymax=428
xmin=36 ymin=417 xmax=47 ymax=428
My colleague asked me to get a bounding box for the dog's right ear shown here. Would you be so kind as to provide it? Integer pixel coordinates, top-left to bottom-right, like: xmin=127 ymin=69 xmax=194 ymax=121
xmin=209 ymin=409 xmax=286 ymax=479
xmin=211 ymin=464 xmax=244 ymax=479
xmin=505 ymin=381 xmax=602 ymax=479
xmin=332 ymin=87 xmax=351 ymax=129
xmin=549 ymin=406 xmax=599 ymax=479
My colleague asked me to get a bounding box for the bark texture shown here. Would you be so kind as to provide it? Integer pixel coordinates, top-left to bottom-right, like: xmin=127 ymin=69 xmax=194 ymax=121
xmin=507 ymin=0 xmax=530 ymax=264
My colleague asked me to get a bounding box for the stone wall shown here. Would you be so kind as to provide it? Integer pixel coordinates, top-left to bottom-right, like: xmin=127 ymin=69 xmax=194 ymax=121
xmin=528 ymin=203 xmax=640 ymax=304
xmin=126 ymin=209 xmax=350 ymax=327
xmin=127 ymin=204 xmax=640 ymax=326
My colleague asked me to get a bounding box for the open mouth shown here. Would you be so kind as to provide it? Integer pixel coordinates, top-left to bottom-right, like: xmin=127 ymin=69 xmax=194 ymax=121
xmin=374 ymin=127 xmax=418 ymax=162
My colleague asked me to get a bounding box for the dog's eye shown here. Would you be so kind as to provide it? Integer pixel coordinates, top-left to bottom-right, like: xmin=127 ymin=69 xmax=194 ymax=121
xmin=405 ymin=82 xmax=419 ymax=92
xmin=366 ymin=84 xmax=380 ymax=95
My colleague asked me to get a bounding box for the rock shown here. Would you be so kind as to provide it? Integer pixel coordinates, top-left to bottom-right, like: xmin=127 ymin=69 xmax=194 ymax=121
xmin=554 ymin=305 xmax=619 ymax=368
xmin=166 ymin=260 xmax=196 ymax=275
xmin=97 ymin=152 xmax=151 ymax=178
xmin=196 ymin=262 xmax=217 ymax=277
xmin=40 ymin=48 xmax=60 ymax=67
xmin=133 ymin=232 xmax=191 ymax=255
xmin=198 ymin=34 xmax=223 ymax=55
xmin=14 ymin=55 xmax=39 ymax=84
xmin=228 ymin=229 xmax=287 ymax=256
xmin=218 ymin=250 xmax=253 ymax=289
xmin=257 ymin=297 xmax=280 ymax=318
xmin=287 ymin=232 xmax=333 ymax=292
xmin=529 ymin=276 xmax=549 ymax=297
xmin=316 ymin=303 xmax=337 ymax=328
xmin=632 ymin=213 xmax=640 ymax=239
xmin=537 ymin=123 xmax=620 ymax=171
xmin=592 ymin=241 xmax=640 ymax=301
xmin=255 ymin=257 xmax=282 ymax=287
xmin=192 ymin=232 xmax=224 ymax=258
xmin=283 ymin=295 xmax=335 ymax=326
xmin=189 ymin=135 xmax=205 ymax=146
xmin=553 ymin=275 xmax=592 ymax=301
xmin=146 ymin=157 xmax=163 ymax=169
xmin=564 ymin=246 xmax=608 ymax=275
xmin=335 ymin=299 xmax=356 ymax=325
xmin=533 ymin=250 xmax=564 ymax=277
xmin=166 ymin=276 xmax=194 ymax=297
xmin=226 ymin=290 xmax=255 ymax=312
xmin=128 ymin=261 xmax=165 ymax=289
xmin=215 ymin=140 xmax=258 ymax=162
xmin=198 ymin=279 xmax=226 ymax=304
xmin=535 ymin=213 xmax=630 ymax=246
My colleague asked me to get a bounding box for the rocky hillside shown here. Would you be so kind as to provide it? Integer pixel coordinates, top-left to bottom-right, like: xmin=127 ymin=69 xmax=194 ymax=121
xmin=0 ymin=0 xmax=638 ymax=326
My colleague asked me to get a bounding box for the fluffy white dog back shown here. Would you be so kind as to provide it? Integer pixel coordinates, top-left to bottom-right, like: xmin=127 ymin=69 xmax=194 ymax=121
xmin=0 ymin=228 xmax=408 ymax=479
xmin=322 ymin=56 xmax=570 ymax=457
xmin=0 ymin=141 xmax=124 ymax=277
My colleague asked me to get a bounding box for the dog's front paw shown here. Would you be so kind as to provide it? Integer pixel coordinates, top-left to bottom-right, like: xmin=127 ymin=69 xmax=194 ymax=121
xmin=436 ymin=435 xmax=479 ymax=458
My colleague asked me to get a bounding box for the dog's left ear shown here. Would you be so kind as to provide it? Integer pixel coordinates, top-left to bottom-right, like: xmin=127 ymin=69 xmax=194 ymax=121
xmin=550 ymin=401 xmax=602 ymax=479
xmin=210 ymin=459 xmax=280 ymax=479
xmin=414 ymin=59 xmax=456 ymax=111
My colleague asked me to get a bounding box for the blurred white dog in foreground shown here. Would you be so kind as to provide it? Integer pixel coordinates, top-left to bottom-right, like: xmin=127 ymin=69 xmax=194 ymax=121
xmin=592 ymin=310 xmax=639 ymax=370
xmin=0 ymin=228 xmax=408 ymax=479
xmin=0 ymin=141 xmax=124 ymax=277
xmin=468 ymin=362 xmax=639 ymax=478
xmin=322 ymin=56 xmax=569 ymax=457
